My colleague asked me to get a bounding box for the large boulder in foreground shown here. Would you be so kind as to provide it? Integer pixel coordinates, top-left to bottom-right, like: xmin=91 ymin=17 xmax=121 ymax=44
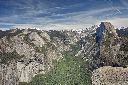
xmin=92 ymin=66 xmax=128 ymax=85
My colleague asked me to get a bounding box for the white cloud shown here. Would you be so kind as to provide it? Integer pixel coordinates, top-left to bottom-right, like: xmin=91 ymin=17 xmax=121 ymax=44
xmin=11 ymin=24 xmax=42 ymax=30
xmin=50 ymin=7 xmax=127 ymax=25
xmin=9 ymin=23 xmax=93 ymax=30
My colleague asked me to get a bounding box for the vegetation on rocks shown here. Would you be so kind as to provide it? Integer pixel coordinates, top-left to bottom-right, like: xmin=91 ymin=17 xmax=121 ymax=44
xmin=19 ymin=44 xmax=92 ymax=85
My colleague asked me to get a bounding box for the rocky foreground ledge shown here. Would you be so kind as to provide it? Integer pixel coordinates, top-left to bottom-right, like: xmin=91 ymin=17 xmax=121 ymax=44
xmin=92 ymin=66 xmax=128 ymax=85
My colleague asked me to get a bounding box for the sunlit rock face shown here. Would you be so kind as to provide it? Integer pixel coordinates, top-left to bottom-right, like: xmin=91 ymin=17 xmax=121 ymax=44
xmin=100 ymin=22 xmax=118 ymax=37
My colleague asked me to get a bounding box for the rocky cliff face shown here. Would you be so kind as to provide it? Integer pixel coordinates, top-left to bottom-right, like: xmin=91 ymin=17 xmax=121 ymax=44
xmin=97 ymin=22 xmax=120 ymax=66
xmin=0 ymin=29 xmax=80 ymax=85
xmin=96 ymin=22 xmax=128 ymax=67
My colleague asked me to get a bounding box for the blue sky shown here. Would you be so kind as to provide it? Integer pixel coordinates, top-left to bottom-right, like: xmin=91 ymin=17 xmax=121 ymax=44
xmin=0 ymin=0 xmax=128 ymax=30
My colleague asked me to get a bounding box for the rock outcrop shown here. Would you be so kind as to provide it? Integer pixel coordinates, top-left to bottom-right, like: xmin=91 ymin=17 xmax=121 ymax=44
xmin=95 ymin=22 xmax=121 ymax=66
xmin=92 ymin=66 xmax=128 ymax=85
xmin=0 ymin=29 xmax=80 ymax=85
xmin=92 ymin=22 xmax=128 ymax=85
